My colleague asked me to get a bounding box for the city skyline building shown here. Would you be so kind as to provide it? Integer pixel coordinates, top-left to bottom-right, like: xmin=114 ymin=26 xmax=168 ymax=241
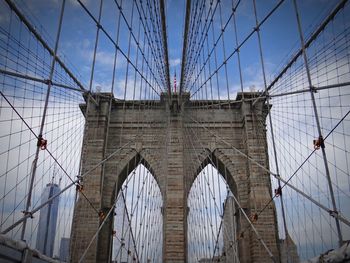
xmin=59 ymin=237 xmax=70 ymax=262
xmin=35 ymin=183 xmax=60 ymax=257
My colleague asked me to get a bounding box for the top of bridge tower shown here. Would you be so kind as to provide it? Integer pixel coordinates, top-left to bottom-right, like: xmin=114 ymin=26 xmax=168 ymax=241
xmin=160 ymin=92 xmax=191 ymax=103
xmin=79 ymin=91 xmax=266 ymax=115
xmin=236 ymin=91 xmax=264 ymax=100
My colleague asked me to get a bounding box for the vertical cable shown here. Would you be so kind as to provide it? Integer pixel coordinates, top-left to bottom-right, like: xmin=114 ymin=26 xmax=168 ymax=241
xmin=252 ymin=0 xmax=290 ymax=261
xmin=21 ymin=0 xmax=67 ymax=241
xmin=292 ymin=0 xmax=343 ymax=247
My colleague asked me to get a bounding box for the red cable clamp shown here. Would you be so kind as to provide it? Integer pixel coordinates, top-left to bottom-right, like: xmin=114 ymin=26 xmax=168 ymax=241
xmin=37 ymin=135 xmax=47 ymax=150
xmin=98 ymin=210 xmax=105 ymax=220
xmin=313 ymin=136 xmax=325 ymax=150
xmin=274 ymin=186 xmax=282 ymax=197
xmin=76 ymin=184 xmax=84 ymax=192
xmin=251 ymin=213 xmax=258 ymax=223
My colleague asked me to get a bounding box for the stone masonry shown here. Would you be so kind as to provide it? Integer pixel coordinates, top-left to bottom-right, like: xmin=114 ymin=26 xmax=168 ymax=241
xmin=223 ymin=196 xmax=239 ymax=263
xmin=70 ymin=92 xmax=281 ymax=262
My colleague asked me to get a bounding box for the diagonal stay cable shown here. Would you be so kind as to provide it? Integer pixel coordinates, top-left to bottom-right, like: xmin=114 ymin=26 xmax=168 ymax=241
xmin=231 ymin=190 xmax=277 ymax=262
xmin=0 ymin=89 xmax=138 ymax=234
xmin=76 ymin=0 xmax=163 ymax=95
xmin=185 ymin=0 xmax=241 ymax=93
xmin=252 ymin=0 xmax=349 ymax=106
xmin=185 ymin=114 xmax=277 ymax=176
xmin=78 ymin=203 xmax=119 ymax=263
xmin=253 ymin=106 xmax=350 ymax=239
xmin=185 ymin=111 xmax=350 ymax=227
xmin=1 ymin=138 xmax=136 ymax=235
xmin=0 ymin=68 xmax=84 ymax=93
xmin=79 ymin=174 xmax=144 ymax=263
xmin=3 ymin=0 xmax=86 ymax=92
xmin=188 ymin=0 xmax=285 ymax=97
xmin=185 ymin=120 xmax=275 ymax=260
xmin=185 ymin=110 xmax=274 ymax=259
xmin=182 ymin=0 xmax=219 ymax=93
xmin=134 ymin=0 xmax=167 ymax=89
xmin=1 ymin=179 xmax=76 ymax=235
xmin=184 ymin=125 xmax=241 ymax=260
xmin=258 ymin=109 xmax=350 ymax=225
xmin=159 ymin=0 xmax=171 ymax=95
xmin=0 ymin=89 xmax=100 ymax=211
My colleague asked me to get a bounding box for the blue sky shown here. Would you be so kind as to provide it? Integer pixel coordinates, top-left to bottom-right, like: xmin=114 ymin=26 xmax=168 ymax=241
xmin=0 ymin=0 xmax=340 ymax=98
xmin=1 ymin=0 xmax=349 ymax=261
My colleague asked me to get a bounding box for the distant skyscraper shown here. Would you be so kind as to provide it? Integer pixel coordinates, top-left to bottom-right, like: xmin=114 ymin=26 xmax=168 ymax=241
xmin=59 ymin=237 xmax=70 ymax=262
xmin=36 ymin=183 xmax=60 ymax=257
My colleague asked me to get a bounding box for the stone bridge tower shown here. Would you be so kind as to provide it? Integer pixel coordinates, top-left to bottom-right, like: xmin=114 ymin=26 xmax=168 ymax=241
xmin=70 ymin=92 xmax=280 ymax=263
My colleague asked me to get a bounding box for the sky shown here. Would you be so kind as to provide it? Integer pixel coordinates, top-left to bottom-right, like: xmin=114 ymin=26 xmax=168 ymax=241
xmin=0 ymin=0 xmax=341 ymax=97
xmin=0 ymin=0 xmax=349 ymax=261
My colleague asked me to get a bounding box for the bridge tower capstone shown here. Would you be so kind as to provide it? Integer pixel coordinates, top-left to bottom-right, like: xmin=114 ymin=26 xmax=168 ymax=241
xmin=70 ymin=92 xmax=280 ymax=263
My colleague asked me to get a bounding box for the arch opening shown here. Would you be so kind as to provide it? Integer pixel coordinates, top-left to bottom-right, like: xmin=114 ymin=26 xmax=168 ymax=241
xmin=187 ymin=163 xmax=239 ymax=263
xmin=112 ymin=163 xmax=163 ymax=263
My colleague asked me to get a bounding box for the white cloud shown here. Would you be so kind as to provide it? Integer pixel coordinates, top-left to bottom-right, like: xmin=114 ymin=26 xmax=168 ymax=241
xmin=77 ymin=40 xmax=124 ymax=69
xmin=169 ymin=58 xmax=181 ymax=67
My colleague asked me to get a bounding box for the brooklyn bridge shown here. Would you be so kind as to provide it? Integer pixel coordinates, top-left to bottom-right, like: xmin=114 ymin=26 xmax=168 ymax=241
xmin=0 ymin=0 xmax=349 ymax=262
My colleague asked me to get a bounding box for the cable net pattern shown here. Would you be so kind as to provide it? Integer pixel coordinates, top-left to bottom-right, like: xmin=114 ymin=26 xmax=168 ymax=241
xmin=0 ymin=0 xmax=167 ymax=260
xmin=181 ymin=0 xmax=350 ymax=261
xmin=0 ymin=0 xmax=349 ymax=262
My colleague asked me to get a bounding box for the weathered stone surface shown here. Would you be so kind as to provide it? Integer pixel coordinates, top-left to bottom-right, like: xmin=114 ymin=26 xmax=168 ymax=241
xmin=70 ymin=92 xmax=280 ymax=263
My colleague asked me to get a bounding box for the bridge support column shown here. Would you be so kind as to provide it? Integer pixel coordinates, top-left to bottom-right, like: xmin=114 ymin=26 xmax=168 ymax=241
xmin=70 ymin=96 xmax=111 ymax=263
xmin=241 ymin=97 xmax=280 ymax=262
xmin=163 ymin=102 xmax=187 ymax=262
